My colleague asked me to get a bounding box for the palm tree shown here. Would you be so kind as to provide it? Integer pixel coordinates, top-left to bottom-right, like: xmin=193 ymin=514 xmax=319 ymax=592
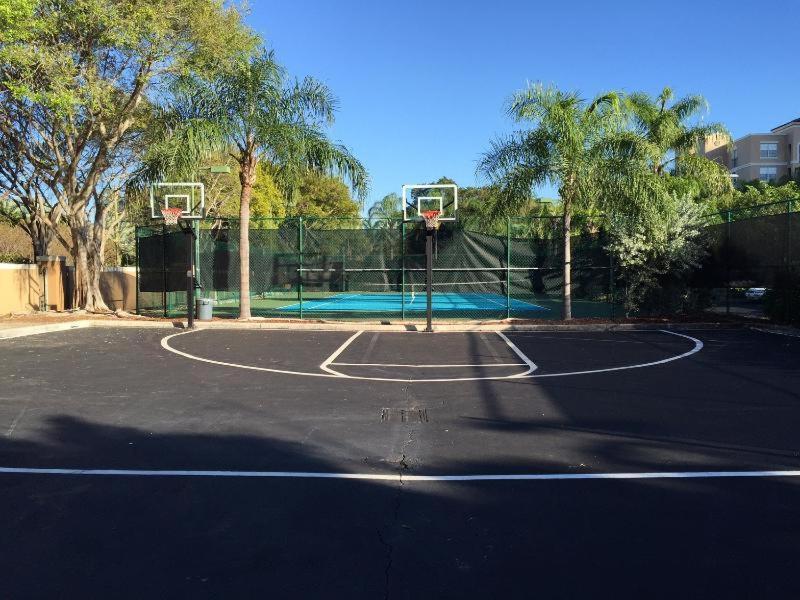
xmin=478 ymin=84 xmax=625 ymax=320
xmin=367 ymin=193 xmax=402 ymax=227
xmin=626 ymin=87 xmax=730 ymax=183
xmin=141 ymin=49 xmax=368 ymax=318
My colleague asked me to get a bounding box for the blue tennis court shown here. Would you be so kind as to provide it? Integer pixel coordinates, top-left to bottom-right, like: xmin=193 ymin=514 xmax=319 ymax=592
xmin=277 ymin=292 xmax=548 ymax=313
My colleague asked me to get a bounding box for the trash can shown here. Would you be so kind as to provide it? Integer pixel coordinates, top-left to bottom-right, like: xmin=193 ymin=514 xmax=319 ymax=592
xmin=196 ymin=298 xmax=213 ymax=321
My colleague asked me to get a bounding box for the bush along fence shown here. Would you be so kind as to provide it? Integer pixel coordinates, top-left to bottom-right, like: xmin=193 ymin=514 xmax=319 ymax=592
xmin=135 ymin=200 xmax=799 ymax=323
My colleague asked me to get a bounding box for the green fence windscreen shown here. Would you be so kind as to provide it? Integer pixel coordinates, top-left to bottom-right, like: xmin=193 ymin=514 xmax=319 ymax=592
xmin=135 ymin=201 xmax=798 ymax=323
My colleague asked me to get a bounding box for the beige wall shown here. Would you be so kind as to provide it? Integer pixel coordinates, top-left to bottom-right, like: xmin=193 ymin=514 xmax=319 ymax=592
xmin=734 ymin=134 xmax=788 ymax=164
xmin=730 ymin=134 xmax=790 ymax=181
xmin=0 ymin=262 xmax=137 ymax=315
xmin=706 ymin=145 xmax=730 ymax=167
xmin=0 ymin=264 xmax=41 ymax=314
xmin=701 ymin=133 xmax=730 ymax=154
xmin=783 ymin=126 xmax=800 ymax=174
xmin=99 ymin=268 xmax=137 ymax=311
xmin=38 ymin=256 xmax=66 ymax=311
xmin=704 ymin=123 xmax=800 ymax=180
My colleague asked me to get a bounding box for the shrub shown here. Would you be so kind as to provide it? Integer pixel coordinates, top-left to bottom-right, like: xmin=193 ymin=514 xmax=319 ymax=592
xmin=607 ymin=194 xmax=708 ymax=315
xmin=763 ymin=270 xmax=800 ymax=324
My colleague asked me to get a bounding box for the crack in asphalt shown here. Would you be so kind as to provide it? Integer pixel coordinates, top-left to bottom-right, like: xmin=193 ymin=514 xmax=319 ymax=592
xmin=378 ymin=426 xmax=413 ymax=600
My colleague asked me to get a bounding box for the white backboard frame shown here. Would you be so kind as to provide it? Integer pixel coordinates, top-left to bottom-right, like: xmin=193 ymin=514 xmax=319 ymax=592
xmin=402 ymin=184 xmax=457 ymax=222
xmin=416 ymin=196 xmax=444 ymax=215
xmin=150 ymin=182 xmax=205 ymax=220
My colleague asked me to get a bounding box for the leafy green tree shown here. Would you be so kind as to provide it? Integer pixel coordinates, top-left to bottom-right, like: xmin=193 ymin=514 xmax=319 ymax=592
xmin=250 ymin=165 xmax=287 ymax=220
xmin=0 ymin=0 xmax=255 ymax=310
xmin=293 ymin=172 xmax=360 ymax=219
xmin=141 ymin=49 xmax=368 ymax=318
xmin=723 ymin=181 xmax=800 ymax=215
xmin=204 ymin=162 xmax=286 ymax=221
xmin=479 ymin=84 xmax=629 ymax=319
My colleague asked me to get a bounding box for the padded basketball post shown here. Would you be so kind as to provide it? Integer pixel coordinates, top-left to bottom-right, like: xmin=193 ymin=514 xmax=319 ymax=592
xmin=185 ymin=225 xmax=195 ymax=329
xmin=426 ymin=229 xmax=433 ymax=332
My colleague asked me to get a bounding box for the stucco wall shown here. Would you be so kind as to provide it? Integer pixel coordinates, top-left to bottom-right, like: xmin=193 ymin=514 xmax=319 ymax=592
xmin=0 ymin=262 xmax=136 ymax=314
xmin=0 ymin=264 xmax=41 ymax=314
xmin=99 ymin=267 xmax=137 ymax=311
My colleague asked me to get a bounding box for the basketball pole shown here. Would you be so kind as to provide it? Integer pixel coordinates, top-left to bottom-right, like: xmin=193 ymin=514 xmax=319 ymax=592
xmin=183 ymin=222 xmax=196 ymax=329
xmin=425 ymin=228 xmax=433 ymax=332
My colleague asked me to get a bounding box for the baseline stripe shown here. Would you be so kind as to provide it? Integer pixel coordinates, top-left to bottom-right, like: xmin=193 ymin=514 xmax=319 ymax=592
xmin=1 ymin=466 xmax=799 ymax=482
xmin=330 ymin=362 xmax=527 ymax=368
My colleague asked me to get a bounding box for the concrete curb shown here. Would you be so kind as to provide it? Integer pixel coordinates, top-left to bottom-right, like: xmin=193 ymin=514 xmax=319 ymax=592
xmin=1 ymin=317 xmax=763 ymax=339
xmin=0 ymin=321 xmax=92 ymax=340
xmin=188 ymin=320 xmax=750 ymax=333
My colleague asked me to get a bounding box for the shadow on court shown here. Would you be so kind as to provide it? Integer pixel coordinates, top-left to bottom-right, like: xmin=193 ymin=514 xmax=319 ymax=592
xmin=2 ymin=327 xmax=800 ymax=597
xmin=2 ymin=414 xmax=800 ymax=599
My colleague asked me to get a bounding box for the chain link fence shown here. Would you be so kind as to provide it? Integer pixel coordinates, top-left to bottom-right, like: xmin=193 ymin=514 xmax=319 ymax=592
xmin=694 ymin=200 xmax=798 ymax=322
xmin=135 ymin=199 xmax=798 ymax=323
xmin=136 ymin=216 xmax=615 ymax=320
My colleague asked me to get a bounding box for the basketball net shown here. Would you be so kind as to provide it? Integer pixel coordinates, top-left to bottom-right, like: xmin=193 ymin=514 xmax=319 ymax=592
xmin=161 ymin=207 xmax=184 ymax=226
xmin=421 ymin=209 xmax=441 ymax=231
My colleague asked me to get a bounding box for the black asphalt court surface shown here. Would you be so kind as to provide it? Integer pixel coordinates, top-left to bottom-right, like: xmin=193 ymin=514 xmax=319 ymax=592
xmin=1 ymin=326 xmax=799 ymax=598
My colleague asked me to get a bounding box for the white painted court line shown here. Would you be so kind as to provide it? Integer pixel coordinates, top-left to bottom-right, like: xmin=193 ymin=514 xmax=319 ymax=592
xmin=1 ymin=466 xmax=799 ymax=482
xmin=503 ymin=334 xmax=650 ymax=343
xmin=330 ymin=362 xmax=527 ymax=368
xmin=278 ymin=293 xmax=364 ymax=312
xmin=318 ymin=329 xmax=537 ymax=381
xmin=160 ymin=329 xmax=702 ymax=383
xmin=526 ymin=330 xmax=704 ymax=379
xmin=161 ymin=331 xmax=336 ymax=378
xmin=496 ymin=331 xmax=537 ymax=377
xmin=319 ymin=330 xmax=364 ymax=376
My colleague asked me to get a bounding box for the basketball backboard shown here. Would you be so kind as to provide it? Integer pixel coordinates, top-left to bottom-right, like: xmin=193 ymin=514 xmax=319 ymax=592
xmin=402 ymin=184 xmax=457 ymax=222
xmin=150 ymin=182 xmax=205 ymax=220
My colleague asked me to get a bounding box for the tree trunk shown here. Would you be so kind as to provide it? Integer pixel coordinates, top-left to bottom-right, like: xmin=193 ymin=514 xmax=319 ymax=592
xmin=70 ymin=215 xmax=110 ymax=313
xmin=31 ymin=219 xmax=53 ymax=259
xmin=562 ymin=195 xmax=572 ymax=320
xmin=238 ymin=154 xmax=257 ymax=319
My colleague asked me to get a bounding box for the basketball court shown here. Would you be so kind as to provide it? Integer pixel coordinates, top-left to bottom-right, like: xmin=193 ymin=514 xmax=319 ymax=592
xmin=2 ymin=324 xmax=800 ymax=597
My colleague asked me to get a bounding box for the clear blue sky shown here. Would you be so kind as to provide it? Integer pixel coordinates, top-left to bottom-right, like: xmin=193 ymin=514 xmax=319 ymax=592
xmin=249 ymin=0 xmax=798 ymax=209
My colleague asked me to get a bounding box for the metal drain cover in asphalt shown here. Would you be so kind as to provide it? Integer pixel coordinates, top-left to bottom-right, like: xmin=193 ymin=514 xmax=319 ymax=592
xmin=381 ymin=408 xmax=429 ymax=423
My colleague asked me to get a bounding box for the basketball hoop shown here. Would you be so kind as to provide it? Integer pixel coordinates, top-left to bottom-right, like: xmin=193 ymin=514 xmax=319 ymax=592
xmin=421 ymin=209 xmax=441 ymax=231
xmin=161 ymin=207 xmax=184 ymax=226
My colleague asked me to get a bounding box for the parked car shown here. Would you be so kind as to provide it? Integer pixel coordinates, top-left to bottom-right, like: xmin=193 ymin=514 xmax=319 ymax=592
xmin=745 ymin=287 xmax=766 ymax=299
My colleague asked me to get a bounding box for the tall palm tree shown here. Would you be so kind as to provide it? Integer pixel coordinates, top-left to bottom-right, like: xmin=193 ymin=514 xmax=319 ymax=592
xmin=141 ymin=49 xmax=368 ymax=318
xmin=478 ymin=84 xmax=626 ymax=320
xmin=626 ymin=87 xmax=729 ymax=179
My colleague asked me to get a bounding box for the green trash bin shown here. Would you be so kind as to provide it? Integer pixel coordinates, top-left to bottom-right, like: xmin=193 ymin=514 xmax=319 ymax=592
xmin=196 ymin=298 xmax=213 ymax=321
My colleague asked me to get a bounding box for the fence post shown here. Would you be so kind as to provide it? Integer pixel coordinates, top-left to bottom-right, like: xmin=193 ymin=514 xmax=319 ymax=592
xmin=506 ymin=217 xmax=511 ymax=319
xmin=298 ymin=216 xmax=303 ymax=319
xmin=725 ymin=209 xmax=732 ymax=315
xmin=401 ymin=220 xmax=406 ymax=321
